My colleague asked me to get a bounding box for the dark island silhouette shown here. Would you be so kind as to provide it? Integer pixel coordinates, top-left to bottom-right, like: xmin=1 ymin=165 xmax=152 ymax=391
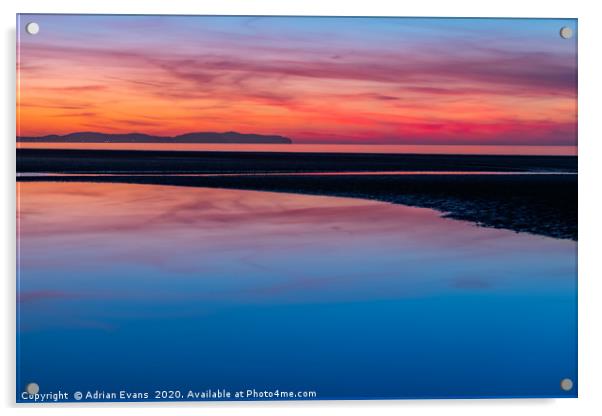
xmin=17 ymin=131 xmax=292 ymax=144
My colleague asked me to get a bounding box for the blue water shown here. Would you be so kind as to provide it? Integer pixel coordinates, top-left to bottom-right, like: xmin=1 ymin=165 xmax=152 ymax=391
xmin=16 ymin=182 xmax=577 ymax=401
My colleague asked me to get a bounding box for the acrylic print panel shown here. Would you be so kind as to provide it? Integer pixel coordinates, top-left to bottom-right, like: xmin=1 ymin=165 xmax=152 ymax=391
xmin=16 ymin=15 xmax=577 ymax=402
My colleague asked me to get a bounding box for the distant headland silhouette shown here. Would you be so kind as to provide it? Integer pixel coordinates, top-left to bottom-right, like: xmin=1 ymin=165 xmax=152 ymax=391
xmin=17 ymin=131 xmax=292 ymax=144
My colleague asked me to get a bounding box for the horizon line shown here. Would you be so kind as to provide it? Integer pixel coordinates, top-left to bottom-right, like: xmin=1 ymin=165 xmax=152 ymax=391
xmin=16 ymin=131 xmax=577 ymax=147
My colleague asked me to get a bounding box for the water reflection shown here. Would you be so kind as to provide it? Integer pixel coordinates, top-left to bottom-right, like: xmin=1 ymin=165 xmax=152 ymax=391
xmin=17 ymin=182 xmax=577 ymax=399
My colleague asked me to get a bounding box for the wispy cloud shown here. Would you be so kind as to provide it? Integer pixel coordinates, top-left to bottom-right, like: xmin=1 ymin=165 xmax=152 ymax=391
xmin=17 ymin=16 xmax=577 ymax=145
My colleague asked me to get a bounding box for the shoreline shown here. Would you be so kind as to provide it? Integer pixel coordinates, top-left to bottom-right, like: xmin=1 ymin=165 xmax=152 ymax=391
xmin=17 ymin=173 xmax=577 ymax=241
xmin=17 ymin=148 xmax=577 ymax=174
xmin=16 ymin=149 xmax=577 ymax=240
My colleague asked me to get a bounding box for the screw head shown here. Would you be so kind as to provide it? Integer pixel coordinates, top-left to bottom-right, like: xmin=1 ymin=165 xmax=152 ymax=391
xmin=26 ymin=382 xmax=39 ymax=394
xmin=25 ymin=22 xmax=40 ymax=35
xmin=559 ymin=27 xmax=573 ymax=39
xmin=560 ymin=378 xmax=574 ymax=391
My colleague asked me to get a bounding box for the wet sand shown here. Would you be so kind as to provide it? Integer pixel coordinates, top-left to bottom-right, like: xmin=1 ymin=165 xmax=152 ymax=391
xmin=17 ymin=149 xmax=577 ymax=240
xmin=17 ymin=148 xmax=577 ymax=173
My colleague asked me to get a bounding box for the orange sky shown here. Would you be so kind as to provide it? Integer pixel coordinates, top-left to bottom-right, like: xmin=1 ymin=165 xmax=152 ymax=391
xmin=17 ymin=15 xmax=577 ymax=146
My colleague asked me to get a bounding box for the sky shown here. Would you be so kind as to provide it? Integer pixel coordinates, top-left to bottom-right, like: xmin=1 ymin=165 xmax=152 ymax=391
xmin=17 ymin=15 xmax=577 ymax=146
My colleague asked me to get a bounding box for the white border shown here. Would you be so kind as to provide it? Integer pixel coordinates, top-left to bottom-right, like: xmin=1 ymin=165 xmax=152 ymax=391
xmin=3 ymin=1 xmax=601 ymax=415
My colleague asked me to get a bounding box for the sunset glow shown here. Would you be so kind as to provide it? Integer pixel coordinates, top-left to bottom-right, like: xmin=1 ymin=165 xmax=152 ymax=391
xmin=16 ymin=16 xmax=579 ymax=401
xmin=17 ymin=15 xmax=577 ymax=147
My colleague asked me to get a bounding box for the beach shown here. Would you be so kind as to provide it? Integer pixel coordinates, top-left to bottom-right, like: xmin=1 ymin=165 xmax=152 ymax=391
xmin=17 ymin=149 xmax=577 ymax=240
xmin=17 ymin=148 xmax=577 ymax=173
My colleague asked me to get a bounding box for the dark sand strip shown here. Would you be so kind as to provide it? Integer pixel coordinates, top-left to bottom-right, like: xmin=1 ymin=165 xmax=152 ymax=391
xmin=17 ymin=149 xmax=577 ymax=174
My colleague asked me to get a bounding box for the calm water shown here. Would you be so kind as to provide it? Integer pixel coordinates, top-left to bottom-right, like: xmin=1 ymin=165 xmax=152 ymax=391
xmin=16 ymin=142 xmax=577 ymax=156
xmin=17 ymin=182 xmax=577 ymax=400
